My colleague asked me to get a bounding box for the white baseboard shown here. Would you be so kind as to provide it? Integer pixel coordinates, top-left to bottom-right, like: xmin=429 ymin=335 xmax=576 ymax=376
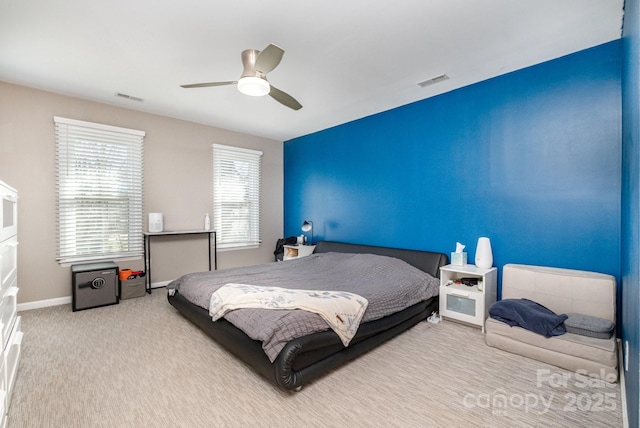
xmin=150 ymin=280 xmax=171 ymax=289
xmin=17 ymin=281 xmax=171 ymax=312
xmin=18 ymin=296 xmax=72 ymax=312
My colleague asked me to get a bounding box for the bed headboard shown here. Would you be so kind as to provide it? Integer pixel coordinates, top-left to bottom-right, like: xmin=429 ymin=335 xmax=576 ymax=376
xmin=313 ymin=241 xmax=448 ymax=278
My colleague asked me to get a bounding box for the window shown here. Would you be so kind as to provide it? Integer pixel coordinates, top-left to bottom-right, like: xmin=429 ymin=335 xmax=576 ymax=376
xmin=54 ymin=117 xmax=145 ymax=265
xmin=213 ymin=144 xmax=262 ymax=250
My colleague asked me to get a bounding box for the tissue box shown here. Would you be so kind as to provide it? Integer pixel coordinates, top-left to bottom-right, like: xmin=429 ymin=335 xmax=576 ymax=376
xmin=451 ymin=252 xmax=467 ymax=266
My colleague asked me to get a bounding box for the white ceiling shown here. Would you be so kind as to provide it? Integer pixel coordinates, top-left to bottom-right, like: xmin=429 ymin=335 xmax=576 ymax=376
xmin=0 ymin=0 xmax=624 ymax=142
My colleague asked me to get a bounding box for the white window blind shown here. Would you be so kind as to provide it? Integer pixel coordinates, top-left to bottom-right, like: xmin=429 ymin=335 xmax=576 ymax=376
xmin=213 ymin=144 xmax=262 ymax=250
xmin=54 ymin=116 xmax=145 ymax=265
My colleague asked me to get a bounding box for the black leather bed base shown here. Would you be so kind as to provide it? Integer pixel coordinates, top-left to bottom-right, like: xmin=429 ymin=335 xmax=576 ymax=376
xmin=167 ymin=241 xmax=448 ymax=391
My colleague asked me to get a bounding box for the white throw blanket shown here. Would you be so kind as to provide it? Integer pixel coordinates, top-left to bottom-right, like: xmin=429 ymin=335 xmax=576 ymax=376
xmin=209 ymin=283 xmax=369 ymax=347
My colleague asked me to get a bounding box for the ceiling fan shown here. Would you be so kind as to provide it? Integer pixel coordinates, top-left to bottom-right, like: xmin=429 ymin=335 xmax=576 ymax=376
xmin=181 ymin=44 xmax=302 ymax=111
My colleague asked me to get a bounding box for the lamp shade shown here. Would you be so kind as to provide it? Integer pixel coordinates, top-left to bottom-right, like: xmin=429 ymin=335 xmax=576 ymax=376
xmin=237 ymin=76 xmax=270 ymax=96
xmin=301 ymin=221 xmax=313 ymax=232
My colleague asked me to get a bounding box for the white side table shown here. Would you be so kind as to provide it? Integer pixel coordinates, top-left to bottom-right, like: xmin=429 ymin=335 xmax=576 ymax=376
xmin=439 ymin=264 xmax=497 ymax=332
xmin=283 ymin=245 xmax=316 ymax=261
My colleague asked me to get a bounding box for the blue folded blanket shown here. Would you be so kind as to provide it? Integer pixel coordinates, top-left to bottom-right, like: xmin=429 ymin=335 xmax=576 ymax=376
xmin=489 ymin=299 xmax=567 ymax=338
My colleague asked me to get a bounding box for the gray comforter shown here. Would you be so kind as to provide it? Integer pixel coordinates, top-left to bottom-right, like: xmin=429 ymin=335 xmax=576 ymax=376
xmin=167 ymin=252 xmax=439 ymax=361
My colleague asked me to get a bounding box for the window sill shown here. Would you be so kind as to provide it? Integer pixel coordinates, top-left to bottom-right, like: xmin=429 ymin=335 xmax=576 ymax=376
xmin=58 ymin=255 xmax=142 ymax=267
xmin=216 ymin=244 xmax=260 ymax=252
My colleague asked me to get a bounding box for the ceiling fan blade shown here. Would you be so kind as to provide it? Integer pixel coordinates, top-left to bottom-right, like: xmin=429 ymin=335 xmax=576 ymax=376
xmin=180 ymin=81 xmax=236 ymax=88
xmin=269 ymin=85 xmax=302 ymax=110
xmin=254 ymin=44 xmax=284 ymax=74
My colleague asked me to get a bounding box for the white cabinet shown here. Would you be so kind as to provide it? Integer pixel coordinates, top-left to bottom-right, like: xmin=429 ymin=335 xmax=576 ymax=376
xmin=283 ymin=245 xmax=316 ymax=261
xmin=0 ymin=358 xmax=6 ymax=428
xmin=439 ymin=264 xmax=497 ymax=332
xmin=0 ymin=183 xmax=17 ymax=242
xmin=0 ymin=236 xmax=17 ymax=298
xmin=0 ymin=181 xmax=20 ymax=417
xmin=4 ymin=317 xmax=21 ymax=413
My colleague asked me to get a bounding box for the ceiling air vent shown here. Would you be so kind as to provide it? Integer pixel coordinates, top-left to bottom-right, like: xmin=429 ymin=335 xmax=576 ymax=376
xmin=417 ymin=74 xmax=449 ymax=88
xmin=115 ymin=92 xmax=144 ymax=102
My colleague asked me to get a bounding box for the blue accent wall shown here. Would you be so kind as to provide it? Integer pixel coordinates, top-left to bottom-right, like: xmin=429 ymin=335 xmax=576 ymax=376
xmin=622 ymin=0 xmax=640 ymax=425
xmin=285 ymin=42 xmax=621 ymax=286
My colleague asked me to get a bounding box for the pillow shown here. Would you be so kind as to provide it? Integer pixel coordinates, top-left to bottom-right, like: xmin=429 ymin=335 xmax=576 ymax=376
xmin=489 ymin=299 xmax=567 ymax=337
xmin=564 ymin=313 xmax=614 ymax=339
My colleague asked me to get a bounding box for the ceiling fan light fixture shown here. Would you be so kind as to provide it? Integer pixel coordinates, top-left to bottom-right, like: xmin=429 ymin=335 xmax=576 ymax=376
xmin=237 ymin=76 xmax=270 ymax=96
xmin=181 ymin=44 xmax=301 ymax=109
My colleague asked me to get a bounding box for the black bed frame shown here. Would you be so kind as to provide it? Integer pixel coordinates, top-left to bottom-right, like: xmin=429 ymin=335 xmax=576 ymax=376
xmin=167 ymin=240 xmax=448 ymax=391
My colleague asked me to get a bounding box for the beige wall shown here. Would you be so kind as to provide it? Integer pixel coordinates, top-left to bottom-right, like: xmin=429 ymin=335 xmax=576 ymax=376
xmin=0 ymin=81 xmax=283 ymax=305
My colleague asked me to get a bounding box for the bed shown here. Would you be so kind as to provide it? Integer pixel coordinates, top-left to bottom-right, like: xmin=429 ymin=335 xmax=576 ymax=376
xmin=166 ymin=240 xmax=448 ymax=391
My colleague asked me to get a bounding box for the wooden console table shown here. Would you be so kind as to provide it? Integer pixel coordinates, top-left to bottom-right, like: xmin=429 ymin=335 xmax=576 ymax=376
xmin=143 ymin=230 xmax=217 ymax=293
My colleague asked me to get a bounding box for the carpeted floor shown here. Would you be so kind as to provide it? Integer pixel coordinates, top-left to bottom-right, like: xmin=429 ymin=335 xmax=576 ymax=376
xmin=7 ymin=290 xmax=623 ymax=427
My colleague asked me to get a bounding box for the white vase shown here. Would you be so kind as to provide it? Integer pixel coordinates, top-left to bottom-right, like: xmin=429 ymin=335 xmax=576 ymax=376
xmin=475 ymin=237 xmax=493 ymax=269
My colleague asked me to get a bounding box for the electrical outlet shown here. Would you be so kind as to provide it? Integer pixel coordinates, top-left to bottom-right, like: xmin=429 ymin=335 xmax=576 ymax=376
xmin=625 ymin=340 xmax=629 ymax=372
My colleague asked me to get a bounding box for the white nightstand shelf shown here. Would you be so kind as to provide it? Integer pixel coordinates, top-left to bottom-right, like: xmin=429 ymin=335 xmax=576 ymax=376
xmin=439 ymin=264 xmax=497 ymax=332
xmin=283 ymin=245 xmax=316 ymax=261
